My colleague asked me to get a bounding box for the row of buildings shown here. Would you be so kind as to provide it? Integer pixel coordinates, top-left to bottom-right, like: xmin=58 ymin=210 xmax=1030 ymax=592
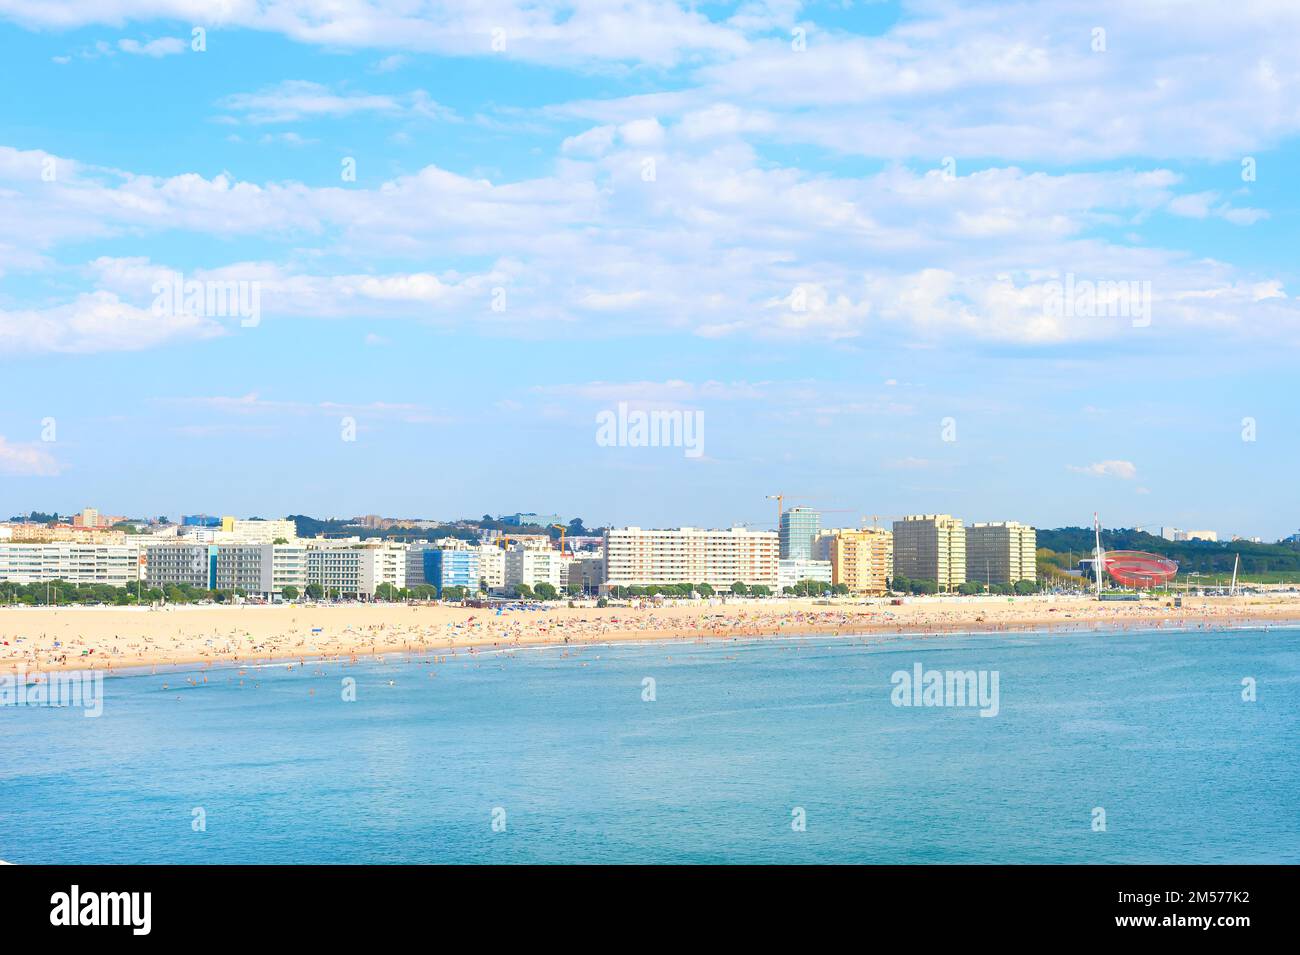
xmin=1 ymin=508 xmax=1038 ymax=600
xmin=601 ymin=513 xmax=1036 ymax=594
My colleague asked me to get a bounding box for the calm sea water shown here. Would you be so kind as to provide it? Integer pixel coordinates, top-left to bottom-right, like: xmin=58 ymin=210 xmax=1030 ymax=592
xmin=2 ymin=626 xmax=1297 ymax=864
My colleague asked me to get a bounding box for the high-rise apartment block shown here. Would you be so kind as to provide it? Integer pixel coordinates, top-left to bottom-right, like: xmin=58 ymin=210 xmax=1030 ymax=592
xmin=603 ymin=527 xmax=778 ymax=590
xmin=779 ymin=506 xmax=821 ymax=560
xmin=966 ymin=522 xmax=1037 ymax=585
xmin=892 ymin=515 xmax=966 ymax=591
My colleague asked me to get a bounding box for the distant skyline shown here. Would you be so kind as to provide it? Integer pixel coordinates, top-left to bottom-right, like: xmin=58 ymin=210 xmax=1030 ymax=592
xmin=5 ymin=505 xmax=1286 ymax=545
xmin=1 ymin=2 xmax=1298 ymax=539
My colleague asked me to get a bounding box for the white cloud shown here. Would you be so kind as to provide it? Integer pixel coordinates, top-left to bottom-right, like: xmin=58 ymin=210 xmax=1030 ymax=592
xmin=0 ymin=291 xmax=224 ymax=355
xmin=0 ymin=436 xmax=61 ymax=476
xmin=219 ymin=80 xmax=455 ymax=124
xmin=1070 ymin=460 xmax=1138 ymax=480
xmin=0 ymin=0 xmax=751 ymax=68
xmin=118 ymin=37 xmax=186 ymax=57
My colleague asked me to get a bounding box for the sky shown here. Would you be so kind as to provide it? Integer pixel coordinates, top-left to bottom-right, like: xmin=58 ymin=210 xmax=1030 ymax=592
xmin=0 ymin=0 xmax=1297 ymax=538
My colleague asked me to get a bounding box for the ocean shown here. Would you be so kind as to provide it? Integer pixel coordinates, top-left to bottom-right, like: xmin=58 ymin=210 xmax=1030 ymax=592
xmin=2 ymin=626 xmax=1297 ymax=864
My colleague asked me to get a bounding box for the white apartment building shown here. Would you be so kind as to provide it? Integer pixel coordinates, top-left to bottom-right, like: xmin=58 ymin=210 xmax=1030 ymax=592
xmin=603 ymin=527 xmax=779 ymax=590
xmin=272 ymin=544 xmax=309 ymax=594
xmin=0 ymin=542 xmax=142 ymax=587
xmin=144 ymin=543 xmax=211 ymax=589
xmin=476 ymin=546 xmax=506 ymax=590
xmin=777 ymin=558 xmax=833 ymax=591
xmin=504 ymin=548 xmax=565 ymax=592
xmin=214 ymin=544 xmax=275 ymax=596
xmin=966 ymin=522 xmax=1037 ymax=585
xmin=306 ymin=543 xmax=406 ymax=598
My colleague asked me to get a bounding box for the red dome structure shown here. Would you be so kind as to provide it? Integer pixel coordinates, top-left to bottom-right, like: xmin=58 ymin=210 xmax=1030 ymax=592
xmin=1102 ymin=550 xmax=1179 ymax=588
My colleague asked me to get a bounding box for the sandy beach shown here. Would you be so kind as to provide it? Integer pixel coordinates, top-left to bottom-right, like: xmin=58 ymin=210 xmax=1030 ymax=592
xmin=4 ymin=593 xmax=1300 ymax=675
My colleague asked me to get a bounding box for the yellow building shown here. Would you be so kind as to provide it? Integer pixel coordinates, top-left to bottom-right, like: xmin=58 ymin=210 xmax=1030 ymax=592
xmin=817 ymin=527 xmax=893 ymax=594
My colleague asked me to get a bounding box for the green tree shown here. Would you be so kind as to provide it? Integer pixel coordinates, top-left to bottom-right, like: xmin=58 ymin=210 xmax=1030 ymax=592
xmin=514 ymin=583 xmax=534 ymax=599
xmin=281 ymin=585 xmax=299 ymax=601
xmin=305 ymin=583 xmax=324 ymax=599
xmin=534 ymin=582 xmax=558 ymax=600
xmin=730 ymin=581 xmax=748 ymax=596
xmin=697 ymin=583 xmax=715 ymax=597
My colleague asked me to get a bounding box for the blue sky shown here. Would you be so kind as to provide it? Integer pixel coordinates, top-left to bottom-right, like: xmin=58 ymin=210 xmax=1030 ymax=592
xmin=1 ymin=1 xmax=1297 ymax=538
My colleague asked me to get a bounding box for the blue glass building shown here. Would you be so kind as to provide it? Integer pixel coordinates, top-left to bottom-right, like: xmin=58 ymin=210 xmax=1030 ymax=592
xmin=424 ymin=549 xmax=481 ymax=596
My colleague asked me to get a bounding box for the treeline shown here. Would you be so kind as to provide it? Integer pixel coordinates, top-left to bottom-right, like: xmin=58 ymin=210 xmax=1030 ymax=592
xmin=1036 ymin=528 xmax=1300 ymax=575
xmin=3 ymin=581 xmax=222 ymax=606
xmin=890 ymin=575 xmax=1040 ymax=596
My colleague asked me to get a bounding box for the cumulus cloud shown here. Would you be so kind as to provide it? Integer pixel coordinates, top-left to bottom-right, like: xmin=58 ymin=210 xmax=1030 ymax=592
xmin=0 ymin=436 xmax=61 ymax=476
xmin=0 ymin=291 xmax=224 ymax=355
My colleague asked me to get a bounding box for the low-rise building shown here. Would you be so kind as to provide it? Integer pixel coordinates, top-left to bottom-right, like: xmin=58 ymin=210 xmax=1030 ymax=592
xmin=777 ymin=558 xmax=833 ymax=591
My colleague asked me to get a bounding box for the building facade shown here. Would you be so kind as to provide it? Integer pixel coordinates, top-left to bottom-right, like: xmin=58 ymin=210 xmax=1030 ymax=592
xmin=425 ymin=548 xmax=481 ymax=596
xmin=779 ymin=506 xmax=821 ymax=560
xmin=892 ymin=515 xmax=966 ymax=591
xmin=966 ymin=522 xmax=1037 ymax=585
xmin=777 ymin=558 xmax=833 ymax=591
xmin=820 ymin=527 xmax=894 ymax=594
xmin=504 ymin=548 xmax=565 ymax=593
xmin=0 ymin=542 xmax=141 ymax=588
xmin=144 ymin=542 xmax=213 ymax=589
xmin=603 ymin=527 xmax=779 ymax=590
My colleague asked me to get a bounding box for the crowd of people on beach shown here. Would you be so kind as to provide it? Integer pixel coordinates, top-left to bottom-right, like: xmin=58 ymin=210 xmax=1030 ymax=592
xmin=1 ymin=595 xmax=1290 ymax=675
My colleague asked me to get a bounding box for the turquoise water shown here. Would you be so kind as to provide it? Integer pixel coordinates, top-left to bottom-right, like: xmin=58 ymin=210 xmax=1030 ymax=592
xmin=2 ymin=627 xmax=1297 ymax=864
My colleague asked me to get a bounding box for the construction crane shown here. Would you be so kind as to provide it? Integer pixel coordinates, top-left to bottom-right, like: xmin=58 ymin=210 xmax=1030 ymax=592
xmin=765 ymin=494 xmax=786 ymax=530
xmin=862 ymin=514 xmax=887 ymax=530
xmin=551 ymin=523 xmax=569 ymax=558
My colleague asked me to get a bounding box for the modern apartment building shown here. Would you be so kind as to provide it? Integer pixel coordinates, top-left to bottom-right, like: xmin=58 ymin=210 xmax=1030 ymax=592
xmin=892 ymin=515 xmax=966 ymax=591
xmin=213 ymin=544 xmax=276 ymax=595
xmin=564 ymin=556 xmax=606 ymax=594
xmin=966 ymin=522 xmax=1037 ymax=585
xmin=271 ymin=543 xmax=309 ymax=595
xmin=504 ymin=548 xmax=565 ymax=592
xmin=777 ymin=558 xmax=833 ymax=591
xmin=819 ymin=527 xmax=894 ymax=594
xmin=425 ymin=548 xmax=481 ymax=596
xmin=779 ymin=506 xmax=821 ymax=560
xmin=475 ymin=546 xmax=507 ymax=590
xmin=144 ymin=542 xmax=212 ymax=589
xmin=305 ymin=544 xmax=405 ymax=598
xmin=602 ymin=527 xmax=779 ymax=590
xmin=0 ymin=542 xmax=142 ymax=588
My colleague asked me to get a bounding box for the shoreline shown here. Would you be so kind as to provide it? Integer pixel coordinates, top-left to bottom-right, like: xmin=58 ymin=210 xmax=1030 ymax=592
xmin=5 ymin=594 xmax=1300 ymax=677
